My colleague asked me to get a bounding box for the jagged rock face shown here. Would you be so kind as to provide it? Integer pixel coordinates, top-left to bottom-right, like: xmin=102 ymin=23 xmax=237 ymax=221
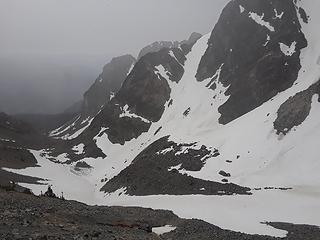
xmin=85 ymin=48 xmax=184 ymax=145
xmin=117 ymin=49 xmax=185 ymax=122
xmin=137 ymin=32 xmax=202 ymax=60
xmin=274 ymin=80 xmax=320 ymax=135
xmin=88 ymin=38 xmax=202 ymax=145
xmin=196 ymin=0 xmax=307 ymax=124
xmin=83 ymin=54 xmax=136 ymax=116
xmin=138 ymin=41 xmax=180 ymax=60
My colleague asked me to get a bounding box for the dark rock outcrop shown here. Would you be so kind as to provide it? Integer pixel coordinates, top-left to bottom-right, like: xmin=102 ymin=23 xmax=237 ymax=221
xmin=116 ymin=49 xmax=184 ymax=122
xmin=0 ymin=144 xmax=38 ymax=169
xmin=0 ymin=169 xmax=43 ymax=192
xmin=196 ymin=0 xmax=307 ymax=124
xmin=83 ymin=54 xmax=136 ymax=116
xmin=274 ymin=80 xmax=320 ymax=135
xmin=101 ymin=136 xmax=250 ymax=196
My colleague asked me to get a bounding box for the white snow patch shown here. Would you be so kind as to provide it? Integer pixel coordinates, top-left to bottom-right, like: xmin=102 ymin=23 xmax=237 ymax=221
xmin=63 ymin=117 xmax=94 ymax=140
xmin=0 ymin=138 xmax=16 ymax=143
xmin=127 ymin=63 xmax=135 ymax=76
xmin=274 ymin=9 xmax=284 ymax=19
xmin=279 ymin=42 xmax=297 ymax=56
xmin=152 ymin=225 xmax=176 ymax=235
xmin=50 ymin=115 xmax=94 ymax=140
xmin=81 ymin=117 xmax=91 ymax=125
xmin=119 ymin=104 xmax=150 ymax=123
xmin=168 ymin=164 xmax=182 ymax=171
xmin=239 ymin=5 xmax=245 ymax=13
xmin=248 ymin=12 xmax=275 ymax=32
xmin=109 ymin=92 xmax=115 ymax=100
xmin=156 ymin=146 xmax=174 ymax=155
xmin=55 ymin=153 xmax=70 ymax=163
xmin=206 ymin=63 xmax=224 ymax=89
xmin=72 ymin=143 xmax=85 ymax=155
xmin=155 ymin=65 xmax=171 ymax=82
xmin=175 ymin=144 xmax=201 ymax=156
xmin=49 ymin=115 xmax=80 ymax=137
xmin=263 ymin=35 xmax=271 ymax=47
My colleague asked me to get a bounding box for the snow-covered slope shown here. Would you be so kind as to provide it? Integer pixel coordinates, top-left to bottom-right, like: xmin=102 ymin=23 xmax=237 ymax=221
xmin=4 ymin=0 xmax=320 ymax=237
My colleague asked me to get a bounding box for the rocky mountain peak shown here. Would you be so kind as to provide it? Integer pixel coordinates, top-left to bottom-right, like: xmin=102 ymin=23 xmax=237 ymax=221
xmin=196 ymin=0 xmax=307 ymax=124
xmin=137 ymin=32 xmax=202 ymax=60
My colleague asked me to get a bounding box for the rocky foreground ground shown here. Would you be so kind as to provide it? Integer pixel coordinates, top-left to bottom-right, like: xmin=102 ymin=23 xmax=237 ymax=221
xmin=0 ymin=189 xmax=320 ymax=240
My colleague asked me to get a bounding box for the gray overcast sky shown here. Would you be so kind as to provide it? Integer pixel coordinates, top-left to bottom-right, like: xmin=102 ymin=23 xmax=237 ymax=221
xmin=0 ymin=0 xmax=229 ymax=114
xmin=0 ymin=0 xmax=229 ymax=57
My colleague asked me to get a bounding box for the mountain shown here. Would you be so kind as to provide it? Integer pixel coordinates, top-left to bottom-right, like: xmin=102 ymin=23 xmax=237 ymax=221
xmin=2 ymin=0 xmax=320 ymax=238
xmin=49 ymin=54 xmax=136 ymax=140
xmin=49 ymin=33 xmax=202 ymax=141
